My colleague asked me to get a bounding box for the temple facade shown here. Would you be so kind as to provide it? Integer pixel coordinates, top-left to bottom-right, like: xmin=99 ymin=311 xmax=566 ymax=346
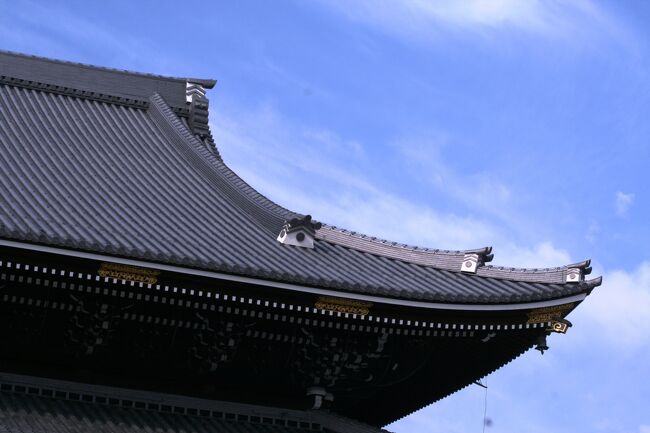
xmin=0 ymin=50 xmax=601 ymax=432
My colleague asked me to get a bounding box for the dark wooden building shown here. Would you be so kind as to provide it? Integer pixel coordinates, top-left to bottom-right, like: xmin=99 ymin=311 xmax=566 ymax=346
xmin=0 ymin=50 xmax=601 ymax=432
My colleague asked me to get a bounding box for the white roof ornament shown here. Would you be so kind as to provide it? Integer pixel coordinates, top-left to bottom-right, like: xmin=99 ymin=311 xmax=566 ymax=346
xmin=277 ymin=215 xmax=322 ymax=249
xmin=461 ymin=253 xmax=479 ymax=273
xmin=460 ymin=247 xmax=494 ymax=274
xmin=185 ymin=81 xmax=210 ymax=137
xmin=565 ymin=260 xmax=591 ymax=283
xmin=566 ymin=268 xmax=581 ymax=283
xmin=185 ymin=82 xmax=206 ymax=103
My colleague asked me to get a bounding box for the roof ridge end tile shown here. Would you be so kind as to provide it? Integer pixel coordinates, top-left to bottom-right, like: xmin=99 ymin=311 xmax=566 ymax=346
xmin=0 ymin=49 xmax=216 ymax=87
xmin=317 ymin=224 xmax=485 ymax=256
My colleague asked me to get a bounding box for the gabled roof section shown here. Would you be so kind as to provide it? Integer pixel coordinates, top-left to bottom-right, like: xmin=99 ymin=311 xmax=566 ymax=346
xmin=0 ymin=51 xmax=601 ymax=305
xmin=0 ymin=50 xmax=216 ymax=140
xmin=0 ymin=50 xmax=215 ymax=108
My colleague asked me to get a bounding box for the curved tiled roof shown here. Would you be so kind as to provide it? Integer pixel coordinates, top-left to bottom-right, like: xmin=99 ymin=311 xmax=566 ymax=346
xmin=0 ymin=51 xmax=601 ymax=304
xmin=0 ymin=50 xmax=214 ymax=111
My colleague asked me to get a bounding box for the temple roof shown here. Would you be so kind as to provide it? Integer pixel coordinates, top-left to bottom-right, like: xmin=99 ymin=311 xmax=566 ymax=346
xmin=0 ymin=373 xmax=389 ymax=433
xmin=0 ymin=50 xmax=601 ymax=305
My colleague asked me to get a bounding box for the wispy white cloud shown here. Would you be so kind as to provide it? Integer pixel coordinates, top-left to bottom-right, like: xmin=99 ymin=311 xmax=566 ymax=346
xmin=495 ymin=241 xmax=571 ymax=268
xmin=585 ymin=220 xmax=600 ymax=244
xmin=212 ymin=103 xmax=500 ymax=250
xmin=328 ymin=0 xmax=558 ymax=32
xmin=214 ymin=99 xmax=650 ymax=350
xmin=615 ymin=191 xmax=635 ymax=217
xmin=392 ymin=137 xmax=575 ymax=256
xmin=0 ymin=0 xmax=171 ymax=75
xmin=212 ymin=101 xmax=583 ymax=271
xmin=393 ymin=137 xmax=522 ymax=232
xmin=316 ymin=0 xmax=633 ymax=49
xmin=212 ymin=99 xmax=646 ymax=433
xmin=573 ymin=262 xmax=650 ymax=348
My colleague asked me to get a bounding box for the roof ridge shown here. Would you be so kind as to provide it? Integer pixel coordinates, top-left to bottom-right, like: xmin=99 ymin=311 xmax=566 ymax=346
xmin=206 ymin=141 xmax=299 ymax=221
xmin=315 ymin=225 xmax=486 ymax=271
xmin=0 ymin=49 xmax=216 ymax=87
xmin=476 ymin=259 xmax=596 ymax=284
xmin=148 ymin=94 xmax=290 ymax=234
xmin=316 ymin=225 xmax=600 ymax=283
xmin=0 ymin=50 xmax=213 ymax=111
xmin=489 ymin=259 xmax=592 ymax=274
xmin=197 ymin=154 xmax=600 ymax=282
xmin=0 ymin=74 xmax=150 ymax=109
xmin=163 ymin=127 xmax=597 ymax=281
xmin=318 ymin=224 xmax=483 ymax=254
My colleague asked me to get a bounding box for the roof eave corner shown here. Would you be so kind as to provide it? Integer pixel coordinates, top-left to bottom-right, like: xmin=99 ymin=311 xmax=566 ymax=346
xmin=188 ymin=78 xmax=217 ymax=89
xmin=583 ymin=275 xmax=603 ymax=295
xmin=565 ymin=259 xmax=593 ymax=284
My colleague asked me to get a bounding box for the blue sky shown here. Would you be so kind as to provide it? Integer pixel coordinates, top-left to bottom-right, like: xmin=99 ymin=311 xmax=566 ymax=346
xmin=1 ymin=0 xmax=649 ymax=431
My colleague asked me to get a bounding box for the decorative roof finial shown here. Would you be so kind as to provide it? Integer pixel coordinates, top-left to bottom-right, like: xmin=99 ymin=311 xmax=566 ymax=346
xmin=548 ymin=317 xmax=572 ymax=334
xmin=460 ymin=247 xmax=494 ymax=274
xmin=565 ymin=260 xmax=592 ymax=283
xmin=277 ymin=215 xmax=322 ymax=249
xmin=186 ymin=81 xmax=210 ymax=138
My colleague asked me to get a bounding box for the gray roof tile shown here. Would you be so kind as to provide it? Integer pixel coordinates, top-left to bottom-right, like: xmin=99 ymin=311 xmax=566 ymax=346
xmin=0 ymin=51 xmax=601 ymax=305
xmin=0 ymin=393 xmax=312 ymax=433
xmin=0 ymin=373 xmax=389 ymax=433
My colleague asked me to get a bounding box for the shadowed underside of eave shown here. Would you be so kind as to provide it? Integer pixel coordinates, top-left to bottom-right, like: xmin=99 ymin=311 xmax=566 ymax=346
xmin=0 ymin=266 xmax=549 ymax=427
